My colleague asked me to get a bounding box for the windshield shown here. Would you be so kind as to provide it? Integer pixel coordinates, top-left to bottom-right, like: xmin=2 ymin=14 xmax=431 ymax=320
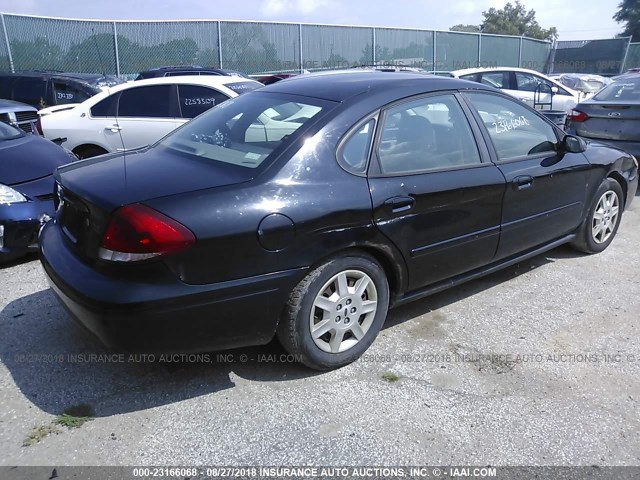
xmin=0 ymin=121 xmax=24 ymax=141
xmin=158 ymin=92 xmax=333 ymax=169
xmin=594 ymin=78 xmax=640 ymax=102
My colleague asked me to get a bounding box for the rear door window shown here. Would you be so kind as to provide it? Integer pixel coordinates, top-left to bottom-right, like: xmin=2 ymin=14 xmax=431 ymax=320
xmin=12 ymin=77 xmax=48 ymax=109
xmin=117 ymin=85 xmax=176 ymax=118
xmin=52 ymin=81 xmax=91 ymax=105
xmin=177 ymin=85 xmax=229 ymax=119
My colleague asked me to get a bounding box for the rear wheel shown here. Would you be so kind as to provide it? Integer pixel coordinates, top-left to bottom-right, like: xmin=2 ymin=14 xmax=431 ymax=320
xmin=277 ymin=254 xmax=389 ymax=370
xmin=571 ymin=178 xmax=623 ymax=253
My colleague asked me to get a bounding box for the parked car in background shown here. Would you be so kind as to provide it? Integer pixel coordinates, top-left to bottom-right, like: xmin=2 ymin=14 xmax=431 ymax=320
xmin=1 ymin=121 xmax=73 ymax=264
xmin=39 ymin=75 xmax=262 ymax=159
xmin=450 ymin=67 xmax=581 ymax=113
xmin=567 ymin=74 xmax=640 ymax=158
xmin=549 ymin=73 xmax=611 ymax=97
xmin=0 ymin=99 xmax=39 ymax=134
xmin=40 ymin=72 xmax=637 ymax=370
xmin=0 ymin=71 xmax=123 ymax=110
xmin=254 ymin=72 xmax=303 ymax=85
xmin=135 ymin=65 xmax=249 ymax=80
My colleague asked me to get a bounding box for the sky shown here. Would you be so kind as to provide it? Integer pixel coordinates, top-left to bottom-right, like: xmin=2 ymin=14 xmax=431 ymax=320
xmin=0 ymin=0 xmax=623 ymax=42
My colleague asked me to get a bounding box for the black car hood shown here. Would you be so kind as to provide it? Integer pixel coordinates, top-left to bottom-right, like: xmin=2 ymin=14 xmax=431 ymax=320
xmin=57 ymin=146 xmax=255 ymax=211
xmin=0 ymin=134 xmax=70 ymax=186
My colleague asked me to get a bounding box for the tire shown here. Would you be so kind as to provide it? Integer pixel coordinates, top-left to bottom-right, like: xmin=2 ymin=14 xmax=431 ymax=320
xmin=74 ymin=145 xmax=108 ymax=160
xmin=571 ymin=178 xmax=624 ymax=254
xmin=277 ymin=253 xmax=390 ymax=370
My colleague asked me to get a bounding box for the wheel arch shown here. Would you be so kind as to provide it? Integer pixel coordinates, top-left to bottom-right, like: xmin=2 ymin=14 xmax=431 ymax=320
xmin=72 ymin=143 xmax=110 ymax=159
xmin=607 ymin=171 xmax=628 ymax=210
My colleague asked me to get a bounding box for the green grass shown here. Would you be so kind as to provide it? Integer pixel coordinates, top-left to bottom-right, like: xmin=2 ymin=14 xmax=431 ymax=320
xmin=54 ymin=404 xmax=94 ymax=429
xmin=23 ymin=424 xmax=60 ymax=447
xmin=381 ymin=371 xmax=401 ymax=383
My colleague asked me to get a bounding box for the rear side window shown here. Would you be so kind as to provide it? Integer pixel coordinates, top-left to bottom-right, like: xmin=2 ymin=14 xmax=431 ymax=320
xmin=12 ymin=77 xmax=48 ymax=109
xmin=117 ymin=85 xmax=175 ymax=118
xmin=479 ymin=72 xmax=510 ymax=89
xmin=52 ymin=81 xmax=91 ymax=105
xmin=339 ymin=119 xmax=376 ymax=174
xmin=177 ymin=85 xmax=229 ymax=119
xmin=91 ymin=94 xmax=119 ymax=117
xmin=465 ymin=92 xmax=558 ymax=161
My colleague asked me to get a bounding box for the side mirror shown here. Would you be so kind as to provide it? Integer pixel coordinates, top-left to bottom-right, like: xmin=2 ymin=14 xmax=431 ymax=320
xmin=563 ymin=134 xmax=586 ymax=153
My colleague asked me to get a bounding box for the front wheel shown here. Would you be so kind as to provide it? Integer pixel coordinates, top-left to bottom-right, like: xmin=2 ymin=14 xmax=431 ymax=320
xmin=571 ymin=178 xmax=624 ymax=254
xmin=277 ymin=254 xmax=389 ymax=370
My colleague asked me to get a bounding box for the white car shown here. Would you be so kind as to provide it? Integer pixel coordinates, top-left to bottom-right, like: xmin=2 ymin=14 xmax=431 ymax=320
xmin=450 ymin=67 xmax=582 ymax=113
xmin=39 ymin=76 xmax=262 ymax=159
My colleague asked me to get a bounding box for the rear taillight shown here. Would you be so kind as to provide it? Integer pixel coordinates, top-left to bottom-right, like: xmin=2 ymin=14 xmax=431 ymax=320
xmin=568 ymin=110 xmax=588 ymax=122
xmin=35 ymin=117 xmax=43 ymax=135
xmin=99 ymin=204 xmax=195 ymax=262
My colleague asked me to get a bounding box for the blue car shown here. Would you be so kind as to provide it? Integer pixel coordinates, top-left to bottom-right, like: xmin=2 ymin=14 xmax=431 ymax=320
xmin=1 ymin=121 xmax=72 ymax=264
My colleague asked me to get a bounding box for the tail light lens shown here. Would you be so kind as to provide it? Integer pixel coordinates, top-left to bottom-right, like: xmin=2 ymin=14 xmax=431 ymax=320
xmin=35 ymin=117 xmax=43 ymax=135
xmin=568 ymin=110 xmax=588 ymax=122
xmin=99 ymin=204 xmax=195 ymax=262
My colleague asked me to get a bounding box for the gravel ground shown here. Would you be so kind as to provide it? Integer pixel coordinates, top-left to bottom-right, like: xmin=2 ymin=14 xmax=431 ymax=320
xmin=1 ymin=197 xmax=639 ymax=467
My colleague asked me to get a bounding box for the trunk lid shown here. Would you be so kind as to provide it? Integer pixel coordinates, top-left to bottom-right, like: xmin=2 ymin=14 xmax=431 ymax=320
xmin=56 ymin=146 xmax=255 ymax=258
xmin=572 ymin=103 xmax=640 ymax=142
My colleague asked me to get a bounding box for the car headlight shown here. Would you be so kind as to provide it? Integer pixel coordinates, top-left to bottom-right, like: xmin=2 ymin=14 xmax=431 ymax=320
xmin=0 ymin=184 xmax=27 ymax=205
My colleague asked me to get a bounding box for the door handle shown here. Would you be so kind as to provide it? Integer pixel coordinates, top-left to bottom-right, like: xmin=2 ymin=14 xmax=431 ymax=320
xmin=384 ymin=196 xmax=415 ymax=213
xmin=105 ymin=124 xmax=122 ymax=132
xmin=513 ymin=175 xmax=533 ymax=190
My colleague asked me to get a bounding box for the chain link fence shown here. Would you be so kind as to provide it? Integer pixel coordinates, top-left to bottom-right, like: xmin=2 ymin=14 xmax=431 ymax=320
xmin=0 ymin=13 xmax=553 ymax=78
xmin=548 ymin=38 xmax=632 ymax=76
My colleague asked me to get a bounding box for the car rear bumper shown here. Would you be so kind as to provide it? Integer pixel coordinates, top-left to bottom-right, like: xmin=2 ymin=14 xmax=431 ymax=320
xmin=0 ymin=200 xmax=53 ymax=262
xmin=39 ymin=221 xmax=307 ymax=353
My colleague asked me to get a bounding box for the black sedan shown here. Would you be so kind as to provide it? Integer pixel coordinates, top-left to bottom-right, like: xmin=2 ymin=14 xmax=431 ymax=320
xmin=39 ymin=72 xmax=638 ymax=370
xmin=567 ymin=74 xmax=640 ymax=158
xmin=1 ymin=122 xmax=71 ymax=264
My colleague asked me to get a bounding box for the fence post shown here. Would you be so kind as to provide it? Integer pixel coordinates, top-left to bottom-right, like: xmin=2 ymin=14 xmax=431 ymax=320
xmin=1 ymin=14 xmax=14 ymax=73
xmin=217 ymin=21 xmax=223 ymax=68
xmin=518 ymin=36 xmax=523 ymax=68
xmin=372 ymin=27 xmax=376 ymax=64
xmin=477 ymin=32 xmax=482 ymax=67
xmin=113 ymin=21 xmax=120 ymax=76
xmin=432 ymin=30 xmax=437 ymax=72
xmin=298 ymin=23 xmax=303 ymax=73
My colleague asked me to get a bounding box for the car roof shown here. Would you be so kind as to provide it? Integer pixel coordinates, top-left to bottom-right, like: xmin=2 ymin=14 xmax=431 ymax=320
xmin=110 ymin=74 xmax=259 ymax=92
xmin=258 ymin=71 xmax=493 ymax=102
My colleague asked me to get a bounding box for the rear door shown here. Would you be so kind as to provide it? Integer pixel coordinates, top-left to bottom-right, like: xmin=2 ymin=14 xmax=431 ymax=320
xmin=116 ymin=84 xmax=180 ymax=151
xmin=367 ymin=93 xmax=506 ymax=291
xmin=463 ymin=91 xmax=590 ymax=259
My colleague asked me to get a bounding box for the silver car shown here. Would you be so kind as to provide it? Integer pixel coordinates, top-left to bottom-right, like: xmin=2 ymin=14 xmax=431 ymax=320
xmin=0 ymin=99 xmax=39 ymax=134
xmin=567 ymin=75 xmax=640 ymax=158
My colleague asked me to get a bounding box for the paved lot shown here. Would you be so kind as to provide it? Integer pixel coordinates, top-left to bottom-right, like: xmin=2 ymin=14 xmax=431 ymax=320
xmin=1 ymin=196 xmax=639 ymax=466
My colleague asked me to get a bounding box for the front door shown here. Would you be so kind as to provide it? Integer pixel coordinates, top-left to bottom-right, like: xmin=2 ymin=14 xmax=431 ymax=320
xmin=462 ymin=91 xmax=590 ymax=260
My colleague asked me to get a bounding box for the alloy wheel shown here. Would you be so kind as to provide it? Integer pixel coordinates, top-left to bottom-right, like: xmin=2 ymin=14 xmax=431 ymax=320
xmin=592 ymin=190 xmax=620 ymax=244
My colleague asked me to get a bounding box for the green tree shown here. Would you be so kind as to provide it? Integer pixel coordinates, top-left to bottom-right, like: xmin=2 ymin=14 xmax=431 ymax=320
xmin=11 ymin=37 xmax=63 ymax=71
xmin=614 ymin=0 xmax=640 ymax=41
xmin=450 ymin=24 xmax=481 ymax=33
xmin=481 ymin=1 xmax=557 ymax=40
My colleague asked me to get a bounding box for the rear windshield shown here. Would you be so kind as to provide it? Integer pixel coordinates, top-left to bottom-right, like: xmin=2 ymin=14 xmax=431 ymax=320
xmin=226 ymin=81 xmax=262 ymax=95
xmin=594 ymin=78 xmax=640 ymax=101
xmin=158 ymin=92 xmax=333 ymax=169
